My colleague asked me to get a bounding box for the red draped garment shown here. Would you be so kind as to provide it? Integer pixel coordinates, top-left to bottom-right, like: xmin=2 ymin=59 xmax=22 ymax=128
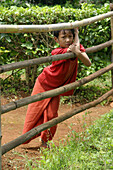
xmin=22 ymin=45 xmax=85 ymax=143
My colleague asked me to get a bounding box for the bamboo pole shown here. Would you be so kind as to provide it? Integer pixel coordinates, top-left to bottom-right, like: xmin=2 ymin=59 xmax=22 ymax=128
xmin=0 ymin=40 xmax=113 ymax=74
xmin=0 ymin=80 xmax=1 ymax=169
xmin=86 ymin=40 xmax=113 ymax=53
xmin=1 ymin=63 xmax=113 ymax=114
xmin=110 ymin=4 xmax=113 ymax=88
xmin=0 ymin=12 xmax=113 ymax=33
xmin=2 ymin=88 xmax=113 ymax=155
xmin=0 ymin=53 xmax=75 ymax=74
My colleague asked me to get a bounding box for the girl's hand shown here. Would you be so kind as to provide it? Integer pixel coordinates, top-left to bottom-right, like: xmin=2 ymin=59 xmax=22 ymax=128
xmin=73 ymin=28 xmax=80 ymax=48
xmin=74 ymin=28 xmax=79 ymax=34
xmin=68 ymin=44 xmax=80 ymax=55
xmin=67 ymin=28 xmax=80 ymax=53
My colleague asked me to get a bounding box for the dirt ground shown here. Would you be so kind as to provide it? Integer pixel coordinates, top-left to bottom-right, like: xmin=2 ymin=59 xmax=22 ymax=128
xmin=1 ymin=96 xmax=113 ymax=169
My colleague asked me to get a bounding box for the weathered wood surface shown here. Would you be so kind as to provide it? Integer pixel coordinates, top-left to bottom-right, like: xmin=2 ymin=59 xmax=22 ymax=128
xmin=0 ymin=89 xmax=1 ymax=166
xmin=0 ymin=53 xmax=75 ymax=74
xmin=0 ymin=40 xmax=113 ymax=74
xmin=1 ymin=63 xmax=113 ymax=114
xmin=2 ymin=88 xmax=113 ymax=155
xmin=86 ymin=40 xmax=113 ymax=53
xmin=110 ymin=4 xmax=113 ymax=88
xmin=0 ymin=11 xmax=113 ymax=33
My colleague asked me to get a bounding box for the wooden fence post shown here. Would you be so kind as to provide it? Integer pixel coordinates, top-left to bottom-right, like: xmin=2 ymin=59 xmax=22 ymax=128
xmin=0 ymin=79 xmax=1 ymax=169
xmin=110 ymin=3 xmax=113 ymax=88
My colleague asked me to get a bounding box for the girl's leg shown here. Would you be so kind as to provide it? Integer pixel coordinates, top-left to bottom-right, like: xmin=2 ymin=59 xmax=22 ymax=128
xmin=22 ymin=78 xmax=51 ymax=144
xmin=41 ymin=95 xmax=60 ymax=143
xmin=22 ymin=78 xmax=60 ymax=144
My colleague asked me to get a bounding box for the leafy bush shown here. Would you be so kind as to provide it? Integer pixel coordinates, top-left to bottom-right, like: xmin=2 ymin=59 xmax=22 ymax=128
xmin=1 ymin=0 xmax=109 ymax=8
xmin=0 ymin=0 xmax=81 ymax=8
xmin=0 ymin=3 xmax=111 ymax=92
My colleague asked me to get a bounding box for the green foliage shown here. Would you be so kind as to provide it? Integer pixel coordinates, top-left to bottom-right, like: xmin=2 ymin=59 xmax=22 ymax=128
xmin=23 ymin=110 xmax=113 ymax=169
xmin=0 ymin=3 xmax=111 ymax=64
xmin=1 ymin=70 xmax=30 ymax=96
xmin=1 ymin=0 xmax=109 ymax=8
xmin=74 ymin=84 xmax=110 ymax=104
xmin=60 ymin=84 xmax=110 ymax=105
xmin=0 ymin=47 xmax=10 ymax=65
xmin=0 ymin=0 xmax=29 ymax=8
xmin=0 ymin=3 xmax=112 ymax=93
xmin=60 ymin=71 xmax=111 ymax=105
xmin=0 ymin=0 xmax=80 ymax=8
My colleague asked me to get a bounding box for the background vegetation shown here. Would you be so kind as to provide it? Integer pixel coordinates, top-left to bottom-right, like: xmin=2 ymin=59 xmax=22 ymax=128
xmin=0 ymin=0 xmax=110 ymax=8
xmin=1 ymin=1 xmax=113 ymax=169
xmin=0 ymin=1 xmax=112 ymax=102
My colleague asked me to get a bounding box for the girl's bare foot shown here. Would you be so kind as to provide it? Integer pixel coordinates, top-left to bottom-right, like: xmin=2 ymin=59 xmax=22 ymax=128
xmin=41 ymin=139 xmax=50 ymax=149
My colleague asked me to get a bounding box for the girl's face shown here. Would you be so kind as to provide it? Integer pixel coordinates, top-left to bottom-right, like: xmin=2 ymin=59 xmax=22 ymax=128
xmin=54 ymin=30 xmax=74 ymax=48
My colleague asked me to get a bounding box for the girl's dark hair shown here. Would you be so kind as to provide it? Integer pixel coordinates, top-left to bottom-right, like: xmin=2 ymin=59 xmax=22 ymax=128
xmin=53 ymin=29 xmax=75 ymax=38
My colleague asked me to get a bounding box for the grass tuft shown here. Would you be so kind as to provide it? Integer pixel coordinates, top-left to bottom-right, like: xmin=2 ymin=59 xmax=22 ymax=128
xmin=35 ymin=110 xmax=113 ymax=170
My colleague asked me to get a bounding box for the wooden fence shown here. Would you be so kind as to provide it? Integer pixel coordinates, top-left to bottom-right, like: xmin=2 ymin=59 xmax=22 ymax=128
xmin=1 ymin=5 xmax=113 ymax=169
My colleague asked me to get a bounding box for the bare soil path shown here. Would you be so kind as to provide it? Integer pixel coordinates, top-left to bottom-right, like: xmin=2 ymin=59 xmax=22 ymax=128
xmin=1 ymin=96 xmax=113 ymax=169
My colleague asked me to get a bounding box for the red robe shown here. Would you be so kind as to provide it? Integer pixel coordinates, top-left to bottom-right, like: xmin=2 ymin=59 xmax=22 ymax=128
xmin=38 ymin=44 xmax=85 ymax=95
xmin=22 ymin=79 xmax=60 ymax=143
xmin=22 ymin=45 xmax=85 ymax=143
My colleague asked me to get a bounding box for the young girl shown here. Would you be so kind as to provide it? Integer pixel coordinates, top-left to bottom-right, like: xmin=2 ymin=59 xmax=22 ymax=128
xmin=22 ymin=28 xmax=91 ymax=148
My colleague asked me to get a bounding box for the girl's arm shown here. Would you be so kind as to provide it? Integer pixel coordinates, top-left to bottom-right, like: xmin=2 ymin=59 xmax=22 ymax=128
xmin=69 ymin=44 xmax=91 ymax=67
xmin=67 ymin=28 xmax=79 ymax=53
xmin=68 ymin=28 xmax=91 ymax=67
xmin=75 ymin=49 xmax=91 ymax=67
xmin=73 ymin=28 xmax=80 ymax=47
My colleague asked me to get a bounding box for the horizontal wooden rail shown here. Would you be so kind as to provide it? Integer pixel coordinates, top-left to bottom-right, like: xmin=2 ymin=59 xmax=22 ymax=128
xmin=86 ymin=40 xmax=113 ymax=53
xmin=1 ymin=63 xmax=113 ymax=114
xmin=0 ymin=12 xmax=113 ymax=33
xmin=0 ymin=40 xmax=113 ymax=74
xmin=2 ymin=88 xmax=113 ymax=155
xmin=0 ymin=53 xmax=75 ymax=74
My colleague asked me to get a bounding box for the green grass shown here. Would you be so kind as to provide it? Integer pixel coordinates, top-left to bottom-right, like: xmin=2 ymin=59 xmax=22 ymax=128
xmin=31 ymin=110 xmax=113 ymax=170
